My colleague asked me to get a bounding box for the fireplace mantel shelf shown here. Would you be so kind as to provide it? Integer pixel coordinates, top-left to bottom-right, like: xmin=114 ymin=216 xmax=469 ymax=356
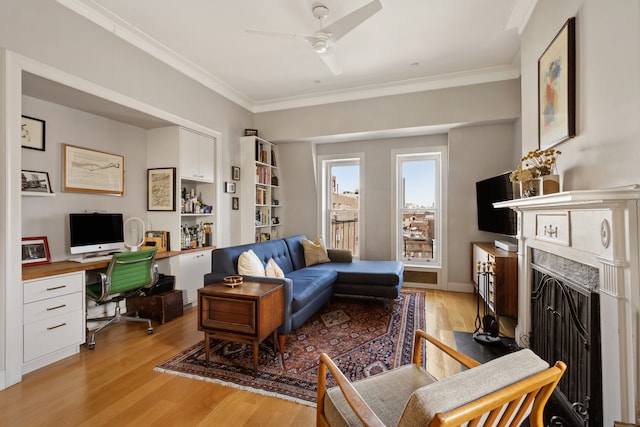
xmin=495 ymin=184 xmax=640 ymax=210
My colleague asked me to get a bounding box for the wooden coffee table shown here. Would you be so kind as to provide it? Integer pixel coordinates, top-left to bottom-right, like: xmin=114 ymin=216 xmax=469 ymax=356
xmin=198 ymin=281 xmax=284 ymax=372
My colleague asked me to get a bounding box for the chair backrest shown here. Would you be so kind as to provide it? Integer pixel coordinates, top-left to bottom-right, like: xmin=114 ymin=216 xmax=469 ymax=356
xmin=398 ymin=349 xmax=566 ymax=427
xmin=105 ymin=248 xmax=158 ymax=295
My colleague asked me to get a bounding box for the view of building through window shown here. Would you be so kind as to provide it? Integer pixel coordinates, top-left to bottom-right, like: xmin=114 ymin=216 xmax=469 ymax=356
xmin=400 ymin=156 xmax=437 ymax=263
xmin=325 ymin=154 xmax=438 ymax=263
xmin=328 ymin=162 xmax=359 ymax=256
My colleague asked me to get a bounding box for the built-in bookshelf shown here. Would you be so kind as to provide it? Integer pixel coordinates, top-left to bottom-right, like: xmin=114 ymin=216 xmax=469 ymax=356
xmin=240 ymin=136 xmax=283 ymax=243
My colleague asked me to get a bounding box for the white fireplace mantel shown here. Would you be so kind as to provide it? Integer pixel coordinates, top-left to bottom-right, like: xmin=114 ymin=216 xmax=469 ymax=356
xmin=495 ymin=186 xmax=640 ymax=426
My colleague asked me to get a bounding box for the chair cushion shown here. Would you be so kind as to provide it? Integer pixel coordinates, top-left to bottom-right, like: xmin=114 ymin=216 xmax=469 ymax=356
xmin=325 ymin=364 xmax=437 ymax=427
xmin=397 ymin=349 xmax=549 ymax=427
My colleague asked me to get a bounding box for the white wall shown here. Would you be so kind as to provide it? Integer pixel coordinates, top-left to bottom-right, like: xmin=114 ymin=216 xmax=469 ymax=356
xmin=277 ymin=141 xmax=318 ymax=239
xmin=521 ymin=0 xmax=640 ymax=190
xmin=22 ymin=96 xmax=149 ymax=261
xmin=447 ymin=123 xmax=517 ymax=288
xmin=255 ymin=80 xmax=520 ymax=141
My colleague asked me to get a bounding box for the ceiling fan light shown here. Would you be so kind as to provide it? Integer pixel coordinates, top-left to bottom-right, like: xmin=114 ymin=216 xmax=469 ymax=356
xmin=313 ymin=40 xmax=328 ymax=53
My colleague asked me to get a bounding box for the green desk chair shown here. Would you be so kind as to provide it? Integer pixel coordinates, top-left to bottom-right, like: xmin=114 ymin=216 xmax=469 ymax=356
xmin=85 ymin=248 xmax=159 ymax=349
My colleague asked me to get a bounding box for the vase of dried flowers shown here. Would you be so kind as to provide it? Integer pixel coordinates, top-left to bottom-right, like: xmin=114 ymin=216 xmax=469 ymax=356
xmin=510 ymin=148 xmax=561 ymax=197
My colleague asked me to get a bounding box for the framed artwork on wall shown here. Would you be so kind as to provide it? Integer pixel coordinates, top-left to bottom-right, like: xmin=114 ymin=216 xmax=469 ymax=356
xmin=63 ymin=144 xmax=125 ymax=196
xmin=225 ymin=182 xmax=236 ymax=193
xmin=232 ymin=196 xmax=239 ymax=210
xmin=147 ymin=167 xmax=176 ymax=211
xmin=21 ymin=236 xmax=51 ymax=266
xmin=538 ymin=17 xmax=576 ymax=149
xmin=21 ymin=115 xmax=45 ymax=151
xmin=232 ymin=166 xmax=240 ymax=181
xmin=21 ymin=169 xmax=53 ymax=195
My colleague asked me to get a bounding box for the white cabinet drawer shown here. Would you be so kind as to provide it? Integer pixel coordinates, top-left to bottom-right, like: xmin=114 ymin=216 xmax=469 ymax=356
xmin=24 ymin=292 xmax=83 ymax=324
xmin=24 ymin=273 xmax=83 ymax=303
xmin=535 ymin=213 xmax=570 ymax=245
xmin=24 ymin=311 xmax=84 ymax=362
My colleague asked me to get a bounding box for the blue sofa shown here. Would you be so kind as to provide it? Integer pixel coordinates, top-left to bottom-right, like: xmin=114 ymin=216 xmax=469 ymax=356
xmin=203 ymin=234 xmax=404 ymax=344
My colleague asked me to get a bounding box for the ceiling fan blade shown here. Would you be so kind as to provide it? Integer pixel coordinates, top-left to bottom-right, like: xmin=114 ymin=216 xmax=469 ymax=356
xmin=318 ymin=51 xmax=343 ymax=75
xmin=245 ymin=28 xmax=312 ymax=40
xmin=322 ymin=0 xmax=382 ymax=42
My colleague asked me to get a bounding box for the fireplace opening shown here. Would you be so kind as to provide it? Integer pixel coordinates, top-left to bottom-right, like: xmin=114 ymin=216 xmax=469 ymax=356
xmin=530 ymin=249 xmax=602 ymax=427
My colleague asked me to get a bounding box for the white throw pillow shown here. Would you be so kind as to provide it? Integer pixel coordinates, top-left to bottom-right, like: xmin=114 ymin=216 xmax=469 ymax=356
xmin=265 ymin=258 xmax=285 ymax=278
xmin=237 ymin=249 xmax=265 ymax=276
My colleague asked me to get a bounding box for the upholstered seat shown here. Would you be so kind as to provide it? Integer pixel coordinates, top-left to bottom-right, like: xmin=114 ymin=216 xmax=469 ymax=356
xmin=317 ymin=330 xmax=566 ymax=427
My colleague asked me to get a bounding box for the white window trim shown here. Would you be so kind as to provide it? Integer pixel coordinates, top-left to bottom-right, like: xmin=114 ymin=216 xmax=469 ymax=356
xmin=390 ymin=146 xmax=448 ymax=289
xmin=317 ymin=153 xmax=365 ymax=259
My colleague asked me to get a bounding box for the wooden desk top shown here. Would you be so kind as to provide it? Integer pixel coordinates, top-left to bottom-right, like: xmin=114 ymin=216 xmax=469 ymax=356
xmin=22 ymin=246 xmax=214 ymax=281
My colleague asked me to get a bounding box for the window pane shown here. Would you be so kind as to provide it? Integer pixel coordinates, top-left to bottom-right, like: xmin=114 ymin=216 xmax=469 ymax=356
xmin=329 ymin=163 xmax=359 ymax=256
xmin=401 ymin=158 xmax=436 ymax=262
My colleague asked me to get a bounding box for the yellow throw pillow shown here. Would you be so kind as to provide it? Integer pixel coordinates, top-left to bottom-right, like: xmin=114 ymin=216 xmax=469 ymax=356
xmin=237 ymin=249 xmax=265 ymax=276
xmin=302 ymin=236 xmax=331 ymax=267
xmin=265 ymin=258 xmax=285 ymax=278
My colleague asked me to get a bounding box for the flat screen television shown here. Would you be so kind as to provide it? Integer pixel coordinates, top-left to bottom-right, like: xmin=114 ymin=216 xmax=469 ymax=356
xmin=475 ymin=172 xmax=517 ymax=236
xmin=69 ymin=213 xmax=125 ymax=255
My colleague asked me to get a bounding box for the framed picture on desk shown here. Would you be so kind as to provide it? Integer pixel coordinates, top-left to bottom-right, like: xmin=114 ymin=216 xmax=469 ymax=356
xmin=21 ymin=236 xmax=51 ymax=266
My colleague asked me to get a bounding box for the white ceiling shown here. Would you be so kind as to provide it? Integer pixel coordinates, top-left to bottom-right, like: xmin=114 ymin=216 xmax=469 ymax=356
xmin=57 ymin=0 xmax=535 ymax=113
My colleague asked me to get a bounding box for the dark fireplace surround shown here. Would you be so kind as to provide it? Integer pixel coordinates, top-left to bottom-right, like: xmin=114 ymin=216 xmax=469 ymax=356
xmin=530 ymin=249 xmax=602 ymax=426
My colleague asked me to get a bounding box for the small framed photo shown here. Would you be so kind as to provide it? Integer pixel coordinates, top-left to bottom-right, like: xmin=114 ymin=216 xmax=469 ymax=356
xmin=147 ymin=167 xmax=176 ymax=211
xmin=232 ymin=197 xmax=239 ymax=210
xmin=21 ymin=115 xmax=45 ymax=151
xmin=244 ymin=129 xmax=258 ymax=137
xmin=21 ymin=236 xmax=51 ymax=266
xmin=225 ymin=182 xmax=236 ymax=193
xmin=231 ymin=166 xmax=241 ymax=181
xmin=21 ymin=170 xmax=53 ymax=195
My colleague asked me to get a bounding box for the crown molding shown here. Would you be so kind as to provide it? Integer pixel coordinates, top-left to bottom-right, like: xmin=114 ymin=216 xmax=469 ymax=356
xmin=57 ymin=0 xmax=255 ymax=111
xmin=58 ymin=0 xmax=522 ymax=114
xmin=253 ymin=65 xmax=520 ymax=113
xmin=505 ymin=0 xmax=538 ymax=35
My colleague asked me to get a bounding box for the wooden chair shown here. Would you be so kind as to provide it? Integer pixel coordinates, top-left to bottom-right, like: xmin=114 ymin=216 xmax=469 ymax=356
xmin=317 ymin=329 xmax=566 ymax=427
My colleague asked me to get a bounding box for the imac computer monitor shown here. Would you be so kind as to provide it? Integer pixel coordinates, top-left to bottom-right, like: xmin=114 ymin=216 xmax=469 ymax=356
xmin=69 ymin=213 xmax=125 ymax=255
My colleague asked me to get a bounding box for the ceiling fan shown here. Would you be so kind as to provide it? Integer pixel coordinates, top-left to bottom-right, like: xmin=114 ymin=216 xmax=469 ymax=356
xmin=246 ymin=0 xmax=382 ymax=75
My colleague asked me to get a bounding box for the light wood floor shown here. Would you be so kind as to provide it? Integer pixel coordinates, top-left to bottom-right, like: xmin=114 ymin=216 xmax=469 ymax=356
xmin=0 ymin=289 xmax=512 ymax=427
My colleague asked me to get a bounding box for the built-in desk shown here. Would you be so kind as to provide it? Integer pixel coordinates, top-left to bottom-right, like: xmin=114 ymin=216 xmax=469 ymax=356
xmin=22 ymin=250 xmax=184 ymax=281
xmin=20 ymin=246 xmax=212 ymax=374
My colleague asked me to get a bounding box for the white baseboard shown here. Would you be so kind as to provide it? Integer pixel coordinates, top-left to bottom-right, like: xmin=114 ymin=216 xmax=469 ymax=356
xmin=403 ymin=281 xmax=475 ymax=293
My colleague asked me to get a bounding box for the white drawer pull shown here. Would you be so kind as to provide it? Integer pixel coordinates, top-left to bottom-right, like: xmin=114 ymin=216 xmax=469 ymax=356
xmin=46 ymin=304 xmax=66 ymax=311
xmin=47 ymin=323 xmax=67 ymax=330
xmin=46 ymin=285 xmax=67 ymax=291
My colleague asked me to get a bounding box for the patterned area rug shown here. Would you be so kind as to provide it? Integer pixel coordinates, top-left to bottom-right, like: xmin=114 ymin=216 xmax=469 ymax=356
xmin=155 ymin=290 xmax=425 ymax=406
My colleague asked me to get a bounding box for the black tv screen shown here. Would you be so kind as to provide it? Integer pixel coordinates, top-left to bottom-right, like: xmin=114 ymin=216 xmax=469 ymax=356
xmin=475 ymin=172 xmax=516 ymax=236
